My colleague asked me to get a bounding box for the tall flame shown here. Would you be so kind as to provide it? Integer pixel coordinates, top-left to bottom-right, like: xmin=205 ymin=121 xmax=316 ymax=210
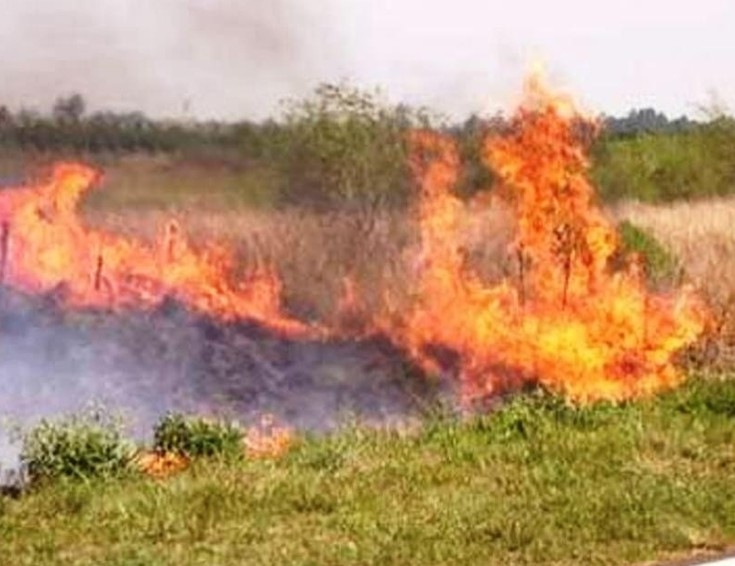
xmin=386 ymin=72 xmax=707 ymax=404
xmin=0 ymin=163 xmax=306 ymax=334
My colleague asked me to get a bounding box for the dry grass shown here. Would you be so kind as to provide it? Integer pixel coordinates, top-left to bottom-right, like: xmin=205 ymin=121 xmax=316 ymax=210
xmin=58 ymin=152 xmax=735 ymax=366
xmin=614 ymin=197 xmax=735 ymax=367
xmin=83 ymin=200 xmax=516 ymax=329
xmin=614 ymin=197 xmax=735 ymax=317
xmin=83 ymin=206 xmax=416 ymax=325
xmin=85 ymin=193 xmax=735 ymax=330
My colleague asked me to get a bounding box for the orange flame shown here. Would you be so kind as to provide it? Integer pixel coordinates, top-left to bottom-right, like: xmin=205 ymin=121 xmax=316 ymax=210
xmin=0 ymin=163 xmax=307 ymax=335
xmin=0 ymin=72 xmax=710 ymax=407
xmin=386 ymin=73 xmax=707 ymax=404
xmin=244 ymin=414 xmax=294 ymax=459
xmin=134 ymin=450 xmax=190 ymax=480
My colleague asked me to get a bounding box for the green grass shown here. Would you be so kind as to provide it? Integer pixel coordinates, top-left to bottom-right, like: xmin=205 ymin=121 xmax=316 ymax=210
xmin=2 ymin=376 xmax=735 ymax=565
xmin=618 ymin=220 xmax=681 ymax=286
xmin=83 ymin=157 xmax=285 ymax=212
xmin=0 ymin=151 xmax=285 ymax=212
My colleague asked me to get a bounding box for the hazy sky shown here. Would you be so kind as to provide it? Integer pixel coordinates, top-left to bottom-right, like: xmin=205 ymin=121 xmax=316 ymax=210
xmin=1 ymin=0 xmax=734 ymax=121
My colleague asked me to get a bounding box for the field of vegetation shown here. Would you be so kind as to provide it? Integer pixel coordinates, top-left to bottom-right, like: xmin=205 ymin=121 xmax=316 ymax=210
xmin=1 ymin=379 xmax=735 ymax=565
xmin=1 ymin=85 xmax=735 ymax=565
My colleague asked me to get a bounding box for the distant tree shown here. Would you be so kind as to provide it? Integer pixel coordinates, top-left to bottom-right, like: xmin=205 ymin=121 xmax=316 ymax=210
xmin=0 ymin=105 xmax=10 ymax=126
xmin=52 ymin=93 xmax=86 ymax=123
xmin=603 ymin=108 xmax=696 ymax=137
xmin=452 ymin=113 xmax=497 ymax=198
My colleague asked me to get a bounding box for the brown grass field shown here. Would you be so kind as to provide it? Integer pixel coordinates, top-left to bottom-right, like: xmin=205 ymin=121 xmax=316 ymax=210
xmin=613 ymin=198 xmax=735 ymax=367
xmin=4 ymin=151 xmax=735 ymax=356
xmin=78 ymin=156 xmax=735 ymax=339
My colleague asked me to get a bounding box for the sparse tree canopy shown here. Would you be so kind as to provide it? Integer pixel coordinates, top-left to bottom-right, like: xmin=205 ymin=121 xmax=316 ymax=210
xmin=52 ymin=93 xmax=86 ymax=123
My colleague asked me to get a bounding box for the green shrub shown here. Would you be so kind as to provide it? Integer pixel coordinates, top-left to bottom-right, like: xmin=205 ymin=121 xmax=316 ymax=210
xmin=592 ymin=122 xmax=735 ymax=203
xmin=275 ymin=82 xmax=436 ymax=208
xmin=665 ymin=375 xmax=735 ymax=418
xmin=20 ymin=407 xmax=134 ymax=482
xmin=618 ymin=220 xmax=680 ymax=285
xmin=153 ymin=413 xmax=243 ymax=459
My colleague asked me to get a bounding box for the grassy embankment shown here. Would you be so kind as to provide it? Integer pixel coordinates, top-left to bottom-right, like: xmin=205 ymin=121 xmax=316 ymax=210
xmin=2 ymin=377 xmax=735 ymax=565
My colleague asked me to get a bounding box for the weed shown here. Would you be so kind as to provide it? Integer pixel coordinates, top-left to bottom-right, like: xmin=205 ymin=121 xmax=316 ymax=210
xmin=618 ymin=219 xmax=680 ymax=285
xmin=153 ymin=413 xmax=243 ymax=459
xmin=20 ymin=406 xmax=133 ymax=482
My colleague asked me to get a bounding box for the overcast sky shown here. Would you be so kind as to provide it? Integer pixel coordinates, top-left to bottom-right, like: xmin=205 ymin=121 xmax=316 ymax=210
xmin=1 ymin=0 xmax=734 ymax=121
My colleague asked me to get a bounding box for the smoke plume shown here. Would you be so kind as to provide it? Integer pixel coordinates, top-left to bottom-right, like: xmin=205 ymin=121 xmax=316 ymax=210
xmin=0 ymin=0 xmax=341 ymax=119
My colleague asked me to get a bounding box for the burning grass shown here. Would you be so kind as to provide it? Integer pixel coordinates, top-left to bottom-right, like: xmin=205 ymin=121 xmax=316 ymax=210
xmin=0 ymin=70 xmax=709 ymax=410
xmin=614 ymin=196 xmax=735 ymax=369
xmin=375 ymin=74 xmax=706 ymax=405
xmin=2 ymin=376 xmax=735 ymax=565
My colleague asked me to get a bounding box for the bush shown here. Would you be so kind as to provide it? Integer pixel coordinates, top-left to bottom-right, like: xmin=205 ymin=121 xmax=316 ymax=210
xmin=153 ymin=413 xmax=243 ymax=459
xmin=618 ymin=220 xmax=680 ymax=285
xmin=20 ymin=407 xmax=134 ymax=482
xmin=275 ymin=82 xmax=435 ymax=208
xmin=592 ymin=122 xmax=735 ymax=203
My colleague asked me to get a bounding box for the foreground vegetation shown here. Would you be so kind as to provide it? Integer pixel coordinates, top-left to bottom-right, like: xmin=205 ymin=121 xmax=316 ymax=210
xmin=2 ymin=376 xmax=735 ymax=565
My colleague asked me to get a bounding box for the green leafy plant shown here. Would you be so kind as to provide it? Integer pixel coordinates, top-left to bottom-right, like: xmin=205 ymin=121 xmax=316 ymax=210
xmin=153 ymin=413 xmax=243 ymax=459
xmin=618 ymin=220 xmax=680 ymax=285
xmin=20 ymin=407 xmax=134 ymax=482
xmin=592 ymin=122 xmax=735 ymax=203
xmin=276 ymin=81 xmax=436 ymax=208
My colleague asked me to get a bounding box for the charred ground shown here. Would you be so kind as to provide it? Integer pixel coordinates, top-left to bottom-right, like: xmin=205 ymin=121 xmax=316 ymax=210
xmin=0 ymin=286 xmax=442 ymax=448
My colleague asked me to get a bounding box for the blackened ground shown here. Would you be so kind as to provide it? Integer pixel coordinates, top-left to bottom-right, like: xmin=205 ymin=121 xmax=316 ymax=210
xmin=0 ymin=288 xmax=449 ymax=468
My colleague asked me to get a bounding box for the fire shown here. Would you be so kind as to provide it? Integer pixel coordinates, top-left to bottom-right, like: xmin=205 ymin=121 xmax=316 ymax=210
xmin=134 ymin=450 xmax=190 ymax=480
xmin=0 ymin=71 xmax=709 ymax=407
xmin=244 ymin=414 xmax=294 ymax=459
xmin=385 ymin=72 xmax=707 ymax=404
xmin=133 ymin=414 xmax=294 ymax=480
xmin=0 ymin=163 xmax=307 ymax=335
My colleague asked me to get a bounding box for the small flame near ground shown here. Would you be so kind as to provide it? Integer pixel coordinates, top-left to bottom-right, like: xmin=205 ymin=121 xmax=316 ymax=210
xmin=134 ymin=451 xmax=190 ymax=480
xmin=244 ymin=414 xmax=295 ymax=460
xmin=0 ymin=70 xmax=708 ymax=408
xmin=134 ymin=415 xmax=294 ymax=480
xmin=380 ymin=69 xmax=707 ymax=404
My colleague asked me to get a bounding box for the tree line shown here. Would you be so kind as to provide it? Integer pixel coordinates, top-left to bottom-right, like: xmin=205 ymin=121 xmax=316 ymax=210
xmin=1 ymin=89 xmax=734 ymax=204
xmin=0 ymin=92 xmax=705 ymax=156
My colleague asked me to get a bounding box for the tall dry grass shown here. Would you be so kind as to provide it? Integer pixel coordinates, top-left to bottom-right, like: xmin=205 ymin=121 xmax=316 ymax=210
xmin=83 ymin=170 xmax=735 ymax=367
xmin=614 ymin=197 xmax=735 ymax=366
xmin=84 ymin=201 xmax=515 ymax=328
xmin=87 ymin=195 xmax=735 ymax=312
